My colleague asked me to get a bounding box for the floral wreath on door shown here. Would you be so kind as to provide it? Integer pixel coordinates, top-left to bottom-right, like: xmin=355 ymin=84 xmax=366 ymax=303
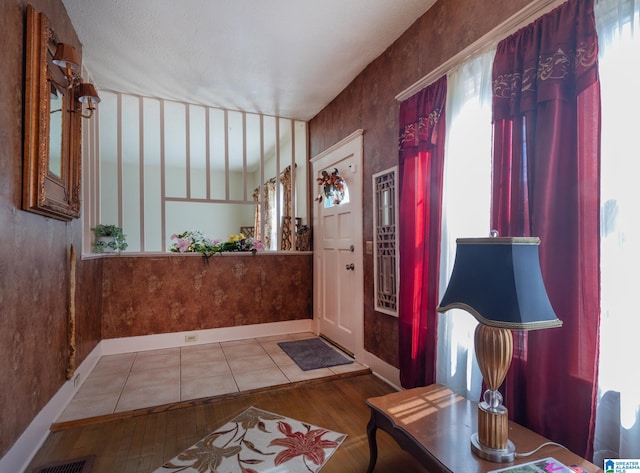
xmin=316 ymin=168 xmax=345 ymax=205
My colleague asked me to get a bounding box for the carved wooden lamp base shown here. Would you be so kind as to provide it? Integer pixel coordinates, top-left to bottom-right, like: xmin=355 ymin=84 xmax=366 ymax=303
xmin=472 ymin=324 xmax=516 ymax=463
xmin=471 ymin=405 xmax=516 ymax=462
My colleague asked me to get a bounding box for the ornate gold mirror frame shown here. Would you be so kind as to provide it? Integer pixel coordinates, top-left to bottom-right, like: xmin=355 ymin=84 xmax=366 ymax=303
xmin=23 ymin=4 xmax=81 ymax=221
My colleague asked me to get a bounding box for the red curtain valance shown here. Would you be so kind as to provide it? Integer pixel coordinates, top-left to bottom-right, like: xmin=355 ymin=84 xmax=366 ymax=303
xmin=492 ymin=0 xmax=599 ymax=120
xmin=399 ymin=85 xmax=445 ymax=152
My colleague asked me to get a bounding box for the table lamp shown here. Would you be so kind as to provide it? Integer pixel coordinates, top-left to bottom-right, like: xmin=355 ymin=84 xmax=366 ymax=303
xmin=436 ymin=236 xmax=562 ymax=462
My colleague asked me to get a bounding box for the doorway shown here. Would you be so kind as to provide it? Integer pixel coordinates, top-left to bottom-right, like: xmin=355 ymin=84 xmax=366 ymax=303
xmin=311 ymin=130 xmax=364 ymax=360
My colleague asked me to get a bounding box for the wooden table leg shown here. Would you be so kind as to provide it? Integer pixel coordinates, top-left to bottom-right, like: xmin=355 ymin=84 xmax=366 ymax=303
xmin=366 ymin=409 xmax=378 ymax=473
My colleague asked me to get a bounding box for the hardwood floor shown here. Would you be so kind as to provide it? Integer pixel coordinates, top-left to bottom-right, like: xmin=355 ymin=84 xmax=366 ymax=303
xmin=28 ymin=373 xmax=430 ymax=473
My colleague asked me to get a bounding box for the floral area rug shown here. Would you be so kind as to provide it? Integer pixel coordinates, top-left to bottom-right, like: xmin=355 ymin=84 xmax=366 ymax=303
xmin=152 ymin=406 xmax=346 ymax=473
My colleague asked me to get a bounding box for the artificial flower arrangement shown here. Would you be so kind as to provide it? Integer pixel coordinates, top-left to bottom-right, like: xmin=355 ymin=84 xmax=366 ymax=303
xmin=317 ymin=168 xmax=345 ymax=205
xmin=170 ymin=230 xmax=263 ymax=257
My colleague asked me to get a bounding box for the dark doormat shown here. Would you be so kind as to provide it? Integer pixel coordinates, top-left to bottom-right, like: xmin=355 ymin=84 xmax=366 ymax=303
xmin=278 ymin=337 xmax=354 ymax=371
xmin=32 ymin=455 xmax=94 ymax=473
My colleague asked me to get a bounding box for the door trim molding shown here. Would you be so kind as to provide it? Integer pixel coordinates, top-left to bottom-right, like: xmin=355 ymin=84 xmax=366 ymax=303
xmin=310 ymin=129 xmax=363 ymax=164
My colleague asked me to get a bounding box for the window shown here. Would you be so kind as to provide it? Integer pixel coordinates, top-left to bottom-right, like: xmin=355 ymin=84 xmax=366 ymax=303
xmin=437 ymin=50 xmax=493 ymax=399
xmin=87 ymin=91 xmax=308 ymax=253
xmin=594 ymin=0 xmax=640 ymax=462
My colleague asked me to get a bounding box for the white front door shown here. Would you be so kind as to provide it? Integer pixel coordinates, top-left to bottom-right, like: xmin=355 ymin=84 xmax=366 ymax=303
xmin=311 ymin=131 xmax=363 ymax=360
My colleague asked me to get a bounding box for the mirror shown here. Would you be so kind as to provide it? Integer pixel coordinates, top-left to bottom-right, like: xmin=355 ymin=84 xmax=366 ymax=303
xmin=23 ymin=5 xmax=82 ymax=221
xmin=48 ymin=81 xmax=64 ymax=177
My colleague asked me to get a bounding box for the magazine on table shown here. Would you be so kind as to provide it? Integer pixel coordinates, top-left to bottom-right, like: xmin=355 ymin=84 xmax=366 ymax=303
xmin=488 ymin=457 xmax=580 ymax=473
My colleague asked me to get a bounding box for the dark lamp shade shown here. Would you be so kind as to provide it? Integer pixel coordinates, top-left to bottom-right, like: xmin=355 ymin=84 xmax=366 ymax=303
xmin=76 ymin=83 xmax=101 ymax=104
xmin=436 ymin=237 xmax=562 ymax=330
xmin=52 ymin=43 xmax=80 ymax=71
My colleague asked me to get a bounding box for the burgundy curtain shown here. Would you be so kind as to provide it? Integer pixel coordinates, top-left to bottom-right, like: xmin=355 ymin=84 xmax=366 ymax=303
xmin=398 ymin=76 xmax=447 ymax=388
xmin=491 ymin=0 xmax=601 ymax=459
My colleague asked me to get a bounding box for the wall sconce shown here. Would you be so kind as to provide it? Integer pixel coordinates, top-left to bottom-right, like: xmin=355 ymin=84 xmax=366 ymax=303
xmin=52 ymin=43 xmax=100 ymax=119
xmin=52 ymin=42 xmax=80 ymax=81
xmin=436 ymin=236 xmax=562 ymax=463
xmin=75 ymin=82 xmax=101 ymax=118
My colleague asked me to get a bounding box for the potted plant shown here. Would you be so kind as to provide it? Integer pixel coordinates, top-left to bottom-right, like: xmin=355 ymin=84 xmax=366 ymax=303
xmin=91 ymin=224 xmax=128 ymax=253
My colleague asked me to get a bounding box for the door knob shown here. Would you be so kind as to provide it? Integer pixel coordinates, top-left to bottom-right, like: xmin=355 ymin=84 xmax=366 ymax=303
xmin=345 ymin=263 xmax=355 ymax=270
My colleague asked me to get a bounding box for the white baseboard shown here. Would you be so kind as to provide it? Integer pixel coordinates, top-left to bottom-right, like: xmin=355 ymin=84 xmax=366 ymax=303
xmin=1 ymin=319 xmax=313 ymax=473
xmin=99 ymin=319 xmax=313 ymax=355
xmin=361 ymin=350 xmax=402 ymax=391
xmin=0 ymin=347 xmax=102 ymax=473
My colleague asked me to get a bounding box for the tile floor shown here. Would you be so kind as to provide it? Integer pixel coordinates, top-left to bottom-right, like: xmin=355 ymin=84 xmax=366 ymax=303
xmin=57 ymin=332 xmax=366 ymax=423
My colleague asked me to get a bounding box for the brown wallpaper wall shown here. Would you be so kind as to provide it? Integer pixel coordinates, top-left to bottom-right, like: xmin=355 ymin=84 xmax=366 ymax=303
xmin=0 ymin=0 xmax=103 ymax=458
xmin=0 ymin=0 xmax=543 ymax=461
xmin=101 ymin=254 xmax=312 ymax=338
xmin=309 ymin=0 xmax=535 ymax=367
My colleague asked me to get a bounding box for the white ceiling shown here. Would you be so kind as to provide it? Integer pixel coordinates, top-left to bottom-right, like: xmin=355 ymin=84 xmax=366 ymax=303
xmin=61 ymin=0 xmax=437 ymax=121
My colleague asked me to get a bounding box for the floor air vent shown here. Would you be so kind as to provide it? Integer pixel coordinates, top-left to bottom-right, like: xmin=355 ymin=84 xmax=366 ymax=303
xmin=32 ymin=456 xmax=94 ymax=473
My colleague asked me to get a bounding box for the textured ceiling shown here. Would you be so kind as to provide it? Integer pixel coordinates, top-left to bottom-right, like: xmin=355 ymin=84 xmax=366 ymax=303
xmin=62 ymin=0 xmax=436 ymax=121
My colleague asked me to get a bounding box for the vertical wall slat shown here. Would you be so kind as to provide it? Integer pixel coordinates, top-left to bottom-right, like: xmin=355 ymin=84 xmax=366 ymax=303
xmin=242 ymin=112 xmax=247 ymax=201
xmin=275 ymin=117 xmax=281 ymax=249
xmin=206 ymin=107 xmax=211 ymax=200
xmin=91 ymin=104 xmax=99 ymax=229
xmin=223 ymin=109 xmax=229 ymax=200
xmin=116 ymin=93 xmax=123 ymax=227
xmin=160 ymin=99 xmax=167 ymax=251
xmin=259 ymin=114 xmax=265 ymax=248
xmin=82 ymin=81 xmax=100 ymax=251
xmin=290 ymin=119 xmax=296 ymax=250
xmin=138 ymin=96 xmax=145 ymax=252
xmin=185 ymin=103 xmax=191 ymax=199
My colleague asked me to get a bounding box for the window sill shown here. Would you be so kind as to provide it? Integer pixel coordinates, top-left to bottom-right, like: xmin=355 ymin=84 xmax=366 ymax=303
xmin=81 ymin=250 xmax=313 ymax=260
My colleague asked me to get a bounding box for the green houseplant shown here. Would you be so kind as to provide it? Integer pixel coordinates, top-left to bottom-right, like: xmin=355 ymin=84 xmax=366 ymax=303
xmin=91 ymin=224 xmax=128 ymax=253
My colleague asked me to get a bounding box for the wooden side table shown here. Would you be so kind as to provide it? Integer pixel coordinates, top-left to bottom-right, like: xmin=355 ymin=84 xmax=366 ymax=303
xmin=366 ymin=384 xmax=603 ymax=473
